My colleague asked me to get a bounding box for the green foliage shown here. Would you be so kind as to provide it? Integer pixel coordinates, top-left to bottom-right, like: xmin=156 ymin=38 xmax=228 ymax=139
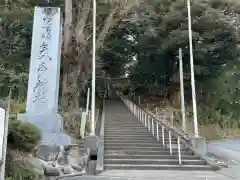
xmin=196 ymin=106 xmax=239 ymax=128
xmin=0 ymin=0 xmax=63 ymax=99
xmin=0 ymin=18 xmax=31 ymax=99
xmin=6 ymin=120 xmax=42 ymax=180
xmin=8 ymin=120 xmax=41 ymax=152
xmin=100 ymin=0 xmax=240 ymax=128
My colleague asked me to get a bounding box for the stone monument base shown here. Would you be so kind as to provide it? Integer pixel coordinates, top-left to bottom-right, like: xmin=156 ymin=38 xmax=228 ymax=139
xmin=17 ymin=113 xmax=73 ymax=161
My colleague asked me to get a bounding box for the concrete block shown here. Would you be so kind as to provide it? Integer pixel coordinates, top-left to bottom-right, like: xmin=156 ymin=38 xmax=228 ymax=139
xmin=85 ymin=136 xmax=99 ymax=156
xmin=190 ymin=136 xmax=206 ymax=156
xmin=96 ymin=141 xmax=104 ymax=174
xmin=44 ymin=165 xmax=61 ymax=176
xmin=62 ymin=166 xmax=73 ymax=174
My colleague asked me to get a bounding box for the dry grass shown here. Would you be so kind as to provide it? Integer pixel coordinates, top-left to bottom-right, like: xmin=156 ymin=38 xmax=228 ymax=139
xmin=6 ymin=149 xmax=44 ymax=180
xmin=140 ymin=97 xmax=240 ymax=141
xmin=10 ymin=101 xmax=26 ymax=113
xmin=62 ymin=96 xmax=101 ymax=139
xmin=171 ymin=113 xmax=240 ymax=141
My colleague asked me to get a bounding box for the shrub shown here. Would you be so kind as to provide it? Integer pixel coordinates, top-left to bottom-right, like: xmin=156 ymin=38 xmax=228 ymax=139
xmin=6 ymin=161 xmax=42 ymax=180
xmin=8 ymin=120 xmax=41 ymax=152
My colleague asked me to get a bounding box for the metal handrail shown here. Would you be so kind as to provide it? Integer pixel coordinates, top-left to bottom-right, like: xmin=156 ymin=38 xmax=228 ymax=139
xmin=120 ymin=94 xmax=188 ymax=141
xmin=119 ymin=94 xmax=220 ymax=170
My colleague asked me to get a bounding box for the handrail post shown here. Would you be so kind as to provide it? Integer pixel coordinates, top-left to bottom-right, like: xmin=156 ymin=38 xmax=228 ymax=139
xmin=138 ymin=108 xmax=140 ymax=120
xmin=136 ymin=107 xmax=138 ymax=118
xmin=178 ymin=136 xmax=182 ymax=165
xmin=139 ymin=109 xmax=141 ymax=122
xmin=156 ymin=122 xmax=159 ymax=141
xmin=162 ymin=126 xmax=165 ymax=146
xmin=148 ymin=116 xmax=151 ymax=131
xmin=136 ymin=106 xmax=138 ymax=118
xmin=139 ymin=110 xmax=141 ymax=122
xmin=145 ymin=113 xmax=147 ymax=127
xmin=146 ymin=114 xmax=149 ymax=130
xmin=139 ymin=108 xmax=140 ymax=121
xmin=143 ymin=112 xmax=145 ymax=125
xmin=139 ymin=109 xmax=141 ymax=121
xmin=133 ymin=105 xmax=135 ymax=116
xmin=169 ymin=131 xmax=172 ymax=155
xmin=146 ymin=115 xmax=148 ymax=129
xmin=135 ymin=105 xmax=137 ymax=117
xmin=152 ymin=119 xmax=154 ymax=136
xmin=140 ymin=110 xmax=142 ymax=122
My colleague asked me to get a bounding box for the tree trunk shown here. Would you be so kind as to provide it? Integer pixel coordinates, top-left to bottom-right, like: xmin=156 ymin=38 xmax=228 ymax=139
xmin=61 ymin=0 xmax=73 ymax=110
xmin=62 ymin=0 xmax=140 ymax=110
xmin=63 ymin=0 xmax=72 ymax=55
xmin=4 ymin=0 xmax=9 ymax=12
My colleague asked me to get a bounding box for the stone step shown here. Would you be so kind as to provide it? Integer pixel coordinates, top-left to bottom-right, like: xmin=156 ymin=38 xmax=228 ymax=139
xmin=104 ymin=133 xmax=172 ymax=137
xmin=104 ymin=134 xmax=163 ymax=138
xmin=104 ymin=164 xmax=212 ymax=171
xmin=105 ymin=121 xmax=143 ymax=124
xmin=104 ymin=129 xmax=150 ymax=132
xmin=104 ymin=150 xmax=193 ymax=156
xmin=104 ymin=154 xmax=201 ymax=160
xmin=104 ymin=127 xmax=152 ymax=130
xmin=104 ymin=138 xmax=158 ymax=142
xmin=105 ymin=121 xmax=143 ymax=123
xmin=104 ymin=130 xmax=164 ymax=133
xmin=104 ymin=143 xmax=182 ymax=148
xmin=104 ymin=135 xmax=177 ymax=140
xmin=104 ymin=139 xmax=178 ymax=144
xmin=104 ymin=149 xmax=190 ymax=156
xmin=105 ymin=129 xmax=168 ymax=133
xmin=104 ymin=159 xmax=206 ymax=165
xmin=104 ymin=132 xmax=154 ymax=135
xmin=105 ymin=120 xmax=140 ymax=123
xmin=104 ymin=125 xmax=146 ymax=128
xmin=104 ymin=127 xmax=173 ymax=134
xmin=104 ymin=131 xmax=177 ymax=139
xmin=104 ymin=132 xmax=167 ymax=136
xmin=104 ymin=146 xmax=190 ymax=152
xmin=105 ymin=120 xmax=138 ymax=122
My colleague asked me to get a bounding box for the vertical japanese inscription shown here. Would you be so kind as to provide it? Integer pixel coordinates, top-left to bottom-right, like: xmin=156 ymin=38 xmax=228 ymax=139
xmin=33 ymin=8 xmax=55 ymax=104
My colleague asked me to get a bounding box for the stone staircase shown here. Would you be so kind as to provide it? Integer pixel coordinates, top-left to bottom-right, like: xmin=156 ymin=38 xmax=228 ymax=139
xmin=103 ymin=99 xmax=213 ymax=171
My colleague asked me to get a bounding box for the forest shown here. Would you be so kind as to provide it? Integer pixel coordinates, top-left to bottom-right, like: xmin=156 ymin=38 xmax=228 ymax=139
xmin=0 ymin=0 xmax=240 ymax=179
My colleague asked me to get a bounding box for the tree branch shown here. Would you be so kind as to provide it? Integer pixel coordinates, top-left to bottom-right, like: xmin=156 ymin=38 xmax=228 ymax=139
xmin=63 ymin=0 xmax=73 ymax=55
xmin=75 ymin=0 xmax=91 ymax=44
